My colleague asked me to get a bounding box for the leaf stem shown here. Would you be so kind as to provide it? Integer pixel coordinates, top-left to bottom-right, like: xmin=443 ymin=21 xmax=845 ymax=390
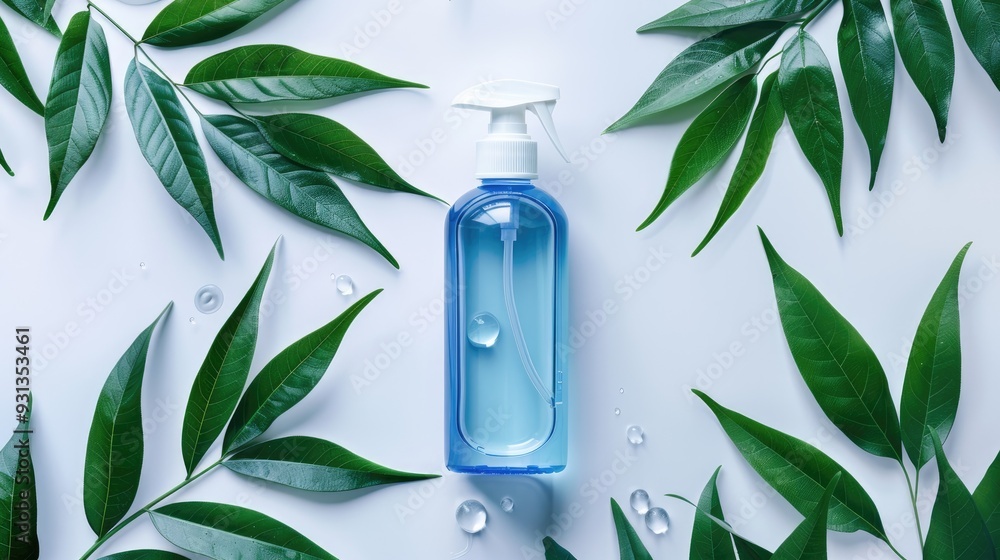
xmin=756 ymin=50 xmax=784 ymax=75
xmin=799 ymin=0 xmax=836 ymax=28
xmin=86 ymin=1 xmax=140 ymax=44
xmin=902 ymin=462 xmax=926 ymax=548
xmin=77 ymin=458 xmax=224 ymax=560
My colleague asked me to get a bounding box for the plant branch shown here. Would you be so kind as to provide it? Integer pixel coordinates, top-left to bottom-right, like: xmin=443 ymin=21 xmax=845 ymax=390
xmin=799 ymin=0 xmax=836 ymax=28
xmin=77 ymin=458 xmax=224 ymax=560
xmin=86 ymin=1 xmax=140 ymax=44
xmin=900 ymin=459 xmax=925 ymax=550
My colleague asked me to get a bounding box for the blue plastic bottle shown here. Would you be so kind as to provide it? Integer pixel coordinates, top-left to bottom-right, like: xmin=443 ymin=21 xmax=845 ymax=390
xmin=445 ymin=80 xmax=570 ymax=474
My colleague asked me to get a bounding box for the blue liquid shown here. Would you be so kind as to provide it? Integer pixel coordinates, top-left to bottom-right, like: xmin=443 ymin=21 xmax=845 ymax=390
xmin=446 ymin=179 xmax=568 ymax=474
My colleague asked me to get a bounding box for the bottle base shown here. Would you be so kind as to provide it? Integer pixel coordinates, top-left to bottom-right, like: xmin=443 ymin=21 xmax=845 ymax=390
xmin=447 ymin=463 xmax=565 ymax=475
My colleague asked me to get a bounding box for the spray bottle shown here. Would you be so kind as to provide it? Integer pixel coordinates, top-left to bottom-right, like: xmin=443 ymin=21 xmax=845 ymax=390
xmin=445 ymin=80 xmax=569 ymax=474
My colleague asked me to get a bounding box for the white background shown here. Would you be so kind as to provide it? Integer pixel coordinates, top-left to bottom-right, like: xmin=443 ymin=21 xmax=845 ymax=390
xmin=2 ymin=0 xmax=1000 ymax=558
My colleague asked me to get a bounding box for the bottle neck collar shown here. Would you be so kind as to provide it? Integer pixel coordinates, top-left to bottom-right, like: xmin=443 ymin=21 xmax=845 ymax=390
xmin=480 ymin=178 xmax=534 ymax=190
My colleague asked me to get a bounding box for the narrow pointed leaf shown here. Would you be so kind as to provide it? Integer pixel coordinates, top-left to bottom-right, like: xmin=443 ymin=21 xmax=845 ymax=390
xmin=142 ymin=0 xmax=295 ymax=48
xmin=0 ymin=399 xmax=36 ymax=560
xmin=84 ymin=304 xmax=171 ymax=537
xmin=181 ymin=242 xmax=276 ymax=477
xmin=901 ymin=243 xmax=970 ymax=469
xmin=761 ymin=229 xmax=902 ymax=460
xmin=779 ymin=31 xmax=844 ymax=235
xmin=772 ymin=473 xmax=841 ymax=560
xmin=253 ymin=113 xmax=442 ymax=202
xmin=150 ymin=502 xmax=337 ymax=560
xmin=694 ymin=71 xmax=784 ymax=255
xmin=974 ymin=450 xmax=1000 ymax=555
xmin=838 ymin=0 xmax=895 ymax=189
xmin=184 ymin=44 xmax=426 ymax=103
xmin=891 ymin=0 xmax=954 ymax=140
xmin=224 ymin=290 xmax=381 ymax=453
xmin=98 ymin=552 xmax=190 ymax=560
xmin=953 ymin=0 xmax=1000 ymax=91
xmin=0 ymin=145 xmax=11 ymax=176
xmin=668 ymin=493 xmax=773 ymax=557
xmin=0 ymin=17 xmax=44 ymax=116
xmin=924 ymin=434 xmax=996 ymax=559
xmin=44 ymin=11 xmax=113 ymax=220
xmin=607 ymin=22 xmax=784 ymax=132
xmin=202 ymin=115 xmax=397 ymax=267
xmin=611 ymin=498 xmax=653 ymax=560
xmin=543 ymin=537 xmax=578 ymax=560
xmin=638 ymin=75 xmax=757 ymax=230
xmin=0 ymin=0 xmax=60 ymax=35
xmin=223 ymin=436 xmax=438 ymax=491
xmin=125 ymin=59 xmax=223 ymax=259
xmin=694 ymin=390 xmax=888 ymax=538
xmin=638 ymin=0 xmax=821 ymax=30
xmin=691 ymin=467 xmax=738 ymax=560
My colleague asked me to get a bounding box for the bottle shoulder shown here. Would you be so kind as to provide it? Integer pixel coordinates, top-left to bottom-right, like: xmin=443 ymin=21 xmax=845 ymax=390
xmin=448 ymin=183 xmax=567 ymax=223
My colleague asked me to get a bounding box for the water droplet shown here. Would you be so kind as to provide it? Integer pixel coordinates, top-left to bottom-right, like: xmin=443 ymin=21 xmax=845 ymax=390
xmin=614 ymin=408 xmax=621 ymax=416
xmin=630 ymin=489 xmax=650 ymax=515
xmin=456 ymin=500 xmax=487 ymax=534
xmin=194 ymin=285 xmax=224 ymax=314
xmin=467 ymin=312 xmax=500 ymax=348
xmin=627 ymin=425 xmax=644 ymax=445
xmin=139 ymin=261 xmax=147 ymax=270
xmin=335 ymin=274 xmax=354 ymax=295
xmin=619 ymin=387 xmax=624 ymax=394
xmin=188 ymin=317 xmax=196 ymax=325
xmin=500 ymin=497 xmax=514 ymax=513
xmin=645 ymin=507 xmax=670 ymax=534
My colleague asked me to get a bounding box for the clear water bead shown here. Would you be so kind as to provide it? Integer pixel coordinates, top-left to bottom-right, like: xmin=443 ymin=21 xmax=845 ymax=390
xmin=500 ymin=497 xmax=514 ymax=513
xmin=645 ymin=507 xmax=670 ymax=534
xmin=188 ymin=317 xmax=196 ymax=325
xmin=614 ymin=408 xmax=621 ymax=416
xmin=467 ymin=312 xmax=500 ymax=348
xmin=627 ymin=425 xmax=644 ymax=445
xmin=194 ymin=285 xmax=224 ymax=314
xmin=619 ymin=387 xmax=624 ymax=394
xmin=139 ymin=262 xmax=147 ymax=270
xmin=630 ymin=489 xmax=650 ymax=515
xmin=335 ymin=275 xmax=354 ymax=295
xmin=456 ymin=500 xmax=487 ymax=534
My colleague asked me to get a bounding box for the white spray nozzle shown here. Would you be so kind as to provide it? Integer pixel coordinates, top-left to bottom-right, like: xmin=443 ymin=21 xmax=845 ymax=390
xmin=453 ymin=79 xmax=569 ymax=179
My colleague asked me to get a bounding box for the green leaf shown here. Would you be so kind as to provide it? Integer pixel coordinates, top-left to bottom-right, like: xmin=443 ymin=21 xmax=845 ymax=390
xmin=201 ymin=115 xmax=397 ymax=267
xmin=543 ymin=537 xmax=578 ymax=560
xmin=693 ymin=71 xmax=784 ymax=256
xmin=44 ymin=11 xmax=113 ymax=220
xmin=667 ymin=493 xmax=773 ymax=559
xmin=900 ymin=243 xmax=971 ymax=470
xmin=223 ymin=290 xmax=381 ymax=453
xmin=223 ymin=436 xmax=438 ymax=491
xmin=125 ymin=59 xmax=223 ymax=259
xmin=149 ymin=501 xmax=336 ymax=560
xmin=771 ymin=473 xmax=841 ymax=560
xmin=691 ymin=467 xmax=738 ymax=560
xmin=974 ymin=450 xmax=1000 ymax=556
xmin=0 ymin=398 xmax=36 ymax=560
xmin=98 ymin=551 xmax=190 ymax=560
xmin=891 ymin=0 xmax=955 ymax=141
xmin=0 ymin=0 xmax=60 ymax=36
xmin=760 ymin=228 xmax=902 ymax=460
xmin=84 ymin=304 xmax=171 ymax=537
xmin=184 ymin=44 xmax=426 ymax=104
xmin=181 ymin=242 xmax=276 ymax=477
xmin=142 ymin=0 xmax=295 ymax=48
xmin=638 ymin=0 xmax=820 ymax=30
xmin=838 ymin=0 xmax=895 ymax=189
xmin=953 ymin=0 xmax=1000 ymax=91
xmin=253 ymin=113 xmax=442 ymax=202
xmin=0 ymin=16 xmax=44 ymax=116
xmin=693 ymin=390 xmax=888 ymax=538
xmin=779 ymin=31 xmax=844 ymax=235
xmin=638 ymin=75 xmax=757 ymax=231
xmin=611 ymin=498 xmax=653 ymax=560
xmin=924 ymin=433 xmax=996 ymax=559
xmin=607 ymin=22 xmax=784 ymax=132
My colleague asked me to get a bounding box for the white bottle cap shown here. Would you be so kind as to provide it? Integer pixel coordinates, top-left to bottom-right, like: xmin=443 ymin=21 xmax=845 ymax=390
xmin=452 ymin=79 xmax=569 ymax=179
